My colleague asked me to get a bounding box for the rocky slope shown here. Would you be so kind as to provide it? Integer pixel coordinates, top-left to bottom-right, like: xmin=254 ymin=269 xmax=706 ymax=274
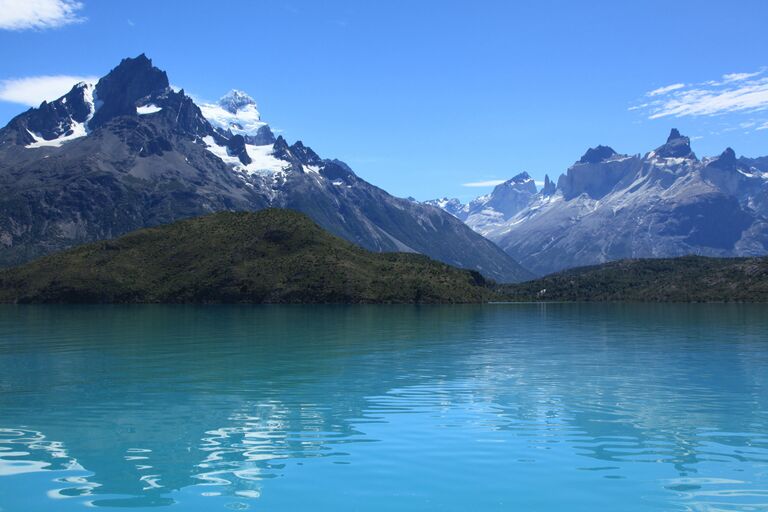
xmin=0 ymin=210 xmax=499 ymax=304
xmin=429 ymin=130 xmax=768 ymax=276
xmin=0 ymin=54 xmax=531 ymax=283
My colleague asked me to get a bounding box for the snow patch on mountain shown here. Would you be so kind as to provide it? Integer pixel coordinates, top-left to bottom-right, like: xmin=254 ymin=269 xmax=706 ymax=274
xmin=25 ymin=123 xmax=87 ymax=148
xmin=136 ymin=104 xmax=162 ymax=115
xmin=25 ymin=82 xmax=98 ymax=149
xmin=202 ymin=136 xmax=290 ymax=176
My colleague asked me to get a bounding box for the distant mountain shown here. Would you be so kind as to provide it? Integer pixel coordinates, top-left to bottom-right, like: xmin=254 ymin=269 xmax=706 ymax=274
xmin=0 ymin=54 xmax=531 ymax=283
xmin=428 ymin=130 xmax=768 ymax=276
xmin=501 ymin=255 xmax=768 ymax=302
xmin=425 ymin=172 xmax=540 ymax=232
xmin=0 ymin=210 xmax=499 ymax=304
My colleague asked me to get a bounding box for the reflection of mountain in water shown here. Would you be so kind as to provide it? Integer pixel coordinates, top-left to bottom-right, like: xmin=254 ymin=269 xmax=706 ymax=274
xmin=0 ymin=305 xmax=767 ymax=509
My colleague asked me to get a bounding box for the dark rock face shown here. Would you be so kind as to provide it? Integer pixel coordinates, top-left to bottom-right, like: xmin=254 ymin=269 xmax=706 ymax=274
xmin=246 ymin=125 xmax=275 ymax=146
xmin=654 ymin=128 xmax=695 ymax=159
xmin=90 ymin=54 xmax=170 ymax=129
xmin=163 ymin=92 xmax=211 ymax=137
xmin=740 ymin=156 xmax=768 ymax=172
xmin=660 ymin=194 xmax=753 ymax=250
xmin=290 ymin=141 xmax=322 ymax=167
xmin=706 ymin=147 xmax=738 ymax=171
xmin=225 ymin=135 xmax=251 ymax=165
xmin=271 ymin=136 xmax=291 ymax=160
xmin=579 ymin=145 xmax=617 ymax=164
xmin=0 ymin=54 xmax=532 ymax=283
xmin=2 ymin=82 xmax=93 ymax=144
xmin=541 ymin=174 xmax=556 ymax=196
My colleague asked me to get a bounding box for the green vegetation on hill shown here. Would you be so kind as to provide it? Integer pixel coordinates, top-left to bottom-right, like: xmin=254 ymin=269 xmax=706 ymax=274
xmin=0 ymin=210 xmax=497 ymax=304
xmin=501 ymin=256 xmax=768 ymax=302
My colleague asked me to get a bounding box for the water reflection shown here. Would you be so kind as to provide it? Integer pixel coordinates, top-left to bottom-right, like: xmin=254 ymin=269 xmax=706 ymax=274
xmin=0 ymin=304 xmax=767 ymax=511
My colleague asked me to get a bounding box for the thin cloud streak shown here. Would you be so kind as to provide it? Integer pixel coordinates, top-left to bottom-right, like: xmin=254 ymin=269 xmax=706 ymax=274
xmin=462 ymin=180 xmax=506 ymax=188
xmin=647 ymin=83 xmax=685 ymax=97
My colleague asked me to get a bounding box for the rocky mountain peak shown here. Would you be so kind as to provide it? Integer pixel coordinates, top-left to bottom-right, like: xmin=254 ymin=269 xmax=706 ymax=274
xmin=290 ymin=141 xmax=322 ymax=167
xmin=667 ymin=128 xmax=684 ymax=142
xmin=654 ymin=128 xmax=695 ymax=159
xmin=493 ymin=172 xmax=536 ymax=195
xmin=705 ymin=147 xmax=740 ymax=172
xmin=247 ymin=125 xmax=276 ymax=146
xmin=272 ymin=135 xmax=291 ymax=159
xmin=90 ymin=54 xmax=170 ymax=129
xmin=579 ymin=145 xmax=617 ymax=164
xmin=541 ymin=174 xmax=556 ymax=196
xmin=509 ymin=171 xmax=532 ymax=183
xmin=719 ymin=147 xmax=737 ymax=164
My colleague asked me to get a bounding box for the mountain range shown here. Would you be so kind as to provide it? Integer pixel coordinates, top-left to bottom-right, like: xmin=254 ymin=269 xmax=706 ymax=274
xmin=428 ymin=130 xmax=768 ymax=275
xmin=0 ymin=54 xmax=531 ymax=283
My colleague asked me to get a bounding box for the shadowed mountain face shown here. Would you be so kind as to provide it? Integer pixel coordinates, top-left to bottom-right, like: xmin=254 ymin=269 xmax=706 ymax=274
xmin=0 ymin=55 xmax=531 ymax=283
xmin=428 ymin=129 xmax=768 ymax=276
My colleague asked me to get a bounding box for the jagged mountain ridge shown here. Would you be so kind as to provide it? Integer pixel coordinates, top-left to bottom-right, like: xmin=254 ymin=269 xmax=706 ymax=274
xmin=424 ymin=172 xmax=540 ymax=233
xmin=0 ymin=54 xmax=531 ymax=282
xmin=427 ymin=130 xmax=768 ymax=276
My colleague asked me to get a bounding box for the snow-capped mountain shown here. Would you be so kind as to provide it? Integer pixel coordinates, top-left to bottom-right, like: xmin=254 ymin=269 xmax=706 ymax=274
xmin=0 ymin=55 xmax=531 ymax=282
xmin=198 ymin=90 xmax=276 ymax=145
xmin=428 ymin=129 xmax=768 ymax=276
xmin=425 ymin=172 xmax=542 ymax=232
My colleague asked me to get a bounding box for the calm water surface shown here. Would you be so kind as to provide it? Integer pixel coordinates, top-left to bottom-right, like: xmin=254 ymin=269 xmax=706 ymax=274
xmin=0 ymin=304 xmax=767 ymax=511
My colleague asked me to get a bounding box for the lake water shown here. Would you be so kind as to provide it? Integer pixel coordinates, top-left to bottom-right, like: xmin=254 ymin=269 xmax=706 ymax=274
xmin=0 ymin=304 xmax=767 ymax=511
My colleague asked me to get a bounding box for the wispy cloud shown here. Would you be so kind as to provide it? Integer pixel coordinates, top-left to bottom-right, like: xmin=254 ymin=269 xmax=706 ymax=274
xmin=0 ymin=75 xmax=98 ymax=106
xmin=462 ymin=179 xmax=505 ymax=188
xmin=721 ymin=71 xmax=762 ymax=83
xmin=757 ymin=122 xmax=768 ymax=131
xmin=0 ymin=0 xmax=85 ymax=30
xmin=646 ymin=83 xmax=685 ymax=97
xmin=633 ymin=69 xmax=768 ymax=120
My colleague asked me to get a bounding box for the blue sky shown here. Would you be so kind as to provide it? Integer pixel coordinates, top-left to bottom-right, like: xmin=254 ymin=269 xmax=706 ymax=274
xmin=1 ymin=0 xmax=767 ymax=201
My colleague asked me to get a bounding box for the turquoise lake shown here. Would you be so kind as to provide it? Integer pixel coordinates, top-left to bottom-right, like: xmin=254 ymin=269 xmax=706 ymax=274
xmin=0 ymin=304 xmax=767 ymax=511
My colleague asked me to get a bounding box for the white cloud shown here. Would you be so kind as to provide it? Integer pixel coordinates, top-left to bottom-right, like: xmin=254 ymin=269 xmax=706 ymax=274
xmin=633 ymin=69 xmax=768 ymax=120
xmin=647 ymin=83 xmax=685 ymax=97
xmin=721 ymin=71 xmax=762 ymax=83
xmin=0 ymin=75 xmax=98 ymax=106
xmin=0 ymin=0 xmax=84 ymax=31
xmin=757 ymin=122 xmax=768 ymax=131
xmin=462 ymin=179 xmax=505 ymax=188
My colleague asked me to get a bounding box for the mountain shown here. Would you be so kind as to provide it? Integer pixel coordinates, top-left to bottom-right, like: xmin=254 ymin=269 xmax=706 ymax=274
xmin=429 ymin=129 xmax=768 ymax=276
xmin=0 ymin=209 xmax=499 ymax=304
xmin=501 ymin=255 xmax=768 ymax=302
xmin=0 ymin=54 xmax=531 ymax=283
xmin=425 ymin=172 xmax=540 ymax=232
